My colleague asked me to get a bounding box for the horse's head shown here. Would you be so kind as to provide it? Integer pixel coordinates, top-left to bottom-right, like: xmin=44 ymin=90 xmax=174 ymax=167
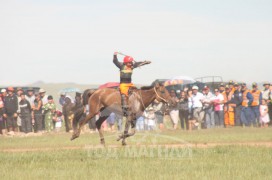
xmin=154 ymin=83 xmax=177 ymax=107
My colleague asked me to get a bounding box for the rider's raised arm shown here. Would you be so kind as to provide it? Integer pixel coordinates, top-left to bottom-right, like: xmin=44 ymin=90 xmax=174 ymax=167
xmin=134 ymin=60 xmax=151 ymax=68
xmin=113 ymin=54 xmax=122 ymax=69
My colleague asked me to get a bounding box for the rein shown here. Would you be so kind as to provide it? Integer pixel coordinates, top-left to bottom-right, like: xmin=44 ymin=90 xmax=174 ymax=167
xmin=137 ymin=87 xmax=168 ymax=111
xmin=139 ymin=90 xmax=146 ymax=110
xmin=153 ymin=87 xmax=168 ymax=103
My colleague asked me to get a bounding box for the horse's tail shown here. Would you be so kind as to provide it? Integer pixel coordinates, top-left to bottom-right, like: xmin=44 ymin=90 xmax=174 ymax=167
xmin=82 ymin=89 xmax=97 ymax=106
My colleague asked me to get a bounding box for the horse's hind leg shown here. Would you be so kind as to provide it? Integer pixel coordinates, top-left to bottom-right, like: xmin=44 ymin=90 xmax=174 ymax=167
xmin=96 ymin=115 xmax=108 ymax=145
xmin=71 ymin=113 xmax=94 ymax=140
xmin=121 ymin=120 xmax=131 ymax=146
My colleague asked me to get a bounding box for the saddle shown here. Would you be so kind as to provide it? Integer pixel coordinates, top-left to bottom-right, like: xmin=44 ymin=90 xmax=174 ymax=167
xmin=117 ymin=86 xmax=138 ymax=96
xmin=128 ymin=86 xmax=138 ymax=96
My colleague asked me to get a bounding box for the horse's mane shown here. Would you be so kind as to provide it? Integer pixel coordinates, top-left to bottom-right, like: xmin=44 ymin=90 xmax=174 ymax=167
xmin=82 ymin=89 xmax=97 ymax=106
xmin=140 ymin=85 xmax=154 ymax=90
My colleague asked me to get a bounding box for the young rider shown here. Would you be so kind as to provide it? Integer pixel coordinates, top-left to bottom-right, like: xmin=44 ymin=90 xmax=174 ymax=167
xmin=113 ymin=52 xmax=151 ymax=116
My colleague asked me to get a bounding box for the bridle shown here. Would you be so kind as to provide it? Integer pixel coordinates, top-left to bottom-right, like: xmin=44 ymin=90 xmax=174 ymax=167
xmin=153 ymin=87 xmax=168 ymax=104
xmin=138 ymin=87 xmax=169 ymax=110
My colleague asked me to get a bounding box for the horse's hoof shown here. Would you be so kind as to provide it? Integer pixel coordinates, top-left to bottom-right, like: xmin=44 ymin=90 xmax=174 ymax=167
xmin=116 ymin=134 xmax=123 ymax=141
xmin=70 ymin=134 xmax=79 ymax=141
xmin=101 ymin=139 xmax=105 ymax=145
xmin=122 ymin=141 xmax=127 ymax=146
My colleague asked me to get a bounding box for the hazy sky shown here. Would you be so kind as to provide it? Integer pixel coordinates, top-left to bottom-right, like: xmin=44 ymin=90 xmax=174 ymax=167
xmin=1 ymin=0 xmax=271 ymax=86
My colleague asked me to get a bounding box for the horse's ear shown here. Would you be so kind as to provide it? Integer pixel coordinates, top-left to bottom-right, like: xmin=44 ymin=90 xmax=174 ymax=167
xmin=155 ymin=82 xmax=160 ymax=88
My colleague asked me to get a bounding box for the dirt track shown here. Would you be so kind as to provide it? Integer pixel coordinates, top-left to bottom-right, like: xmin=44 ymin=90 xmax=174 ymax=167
xmin=1 ymin=142 xmax=272 ymax=153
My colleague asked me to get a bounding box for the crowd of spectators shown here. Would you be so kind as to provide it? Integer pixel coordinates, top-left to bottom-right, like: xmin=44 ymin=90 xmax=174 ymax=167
xmin=0 ymin=81 xmax=271 ymax=136
xmin=0 ymin=87 xmax=59 ymax=135
xmin=155 ymin=81 xmax=272 ymax=130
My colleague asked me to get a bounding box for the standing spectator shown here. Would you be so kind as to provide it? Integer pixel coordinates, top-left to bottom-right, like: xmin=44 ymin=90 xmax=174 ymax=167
xmin=219 ymin=83 xmax=225 ymax=93
xmin=3 ymin=87 xmax=18 ymax=134
xmin=62 ymin=96 xmax=74 ymax=132
xmin=136 ymin=116 xmax=145 ymax=131
xmin=25 ymin=88 xmax=35 ymax=107
xmin=187 ymin=89 xmax=193 ymax=120
xmin=42 ymin=95 xmax=56 ymax=132
xmin=0 ymin=95 xmax=4 ymax=135
xmin=213 ymin=88 xmax=225 ymax=127
xmin=262 ymin=82 xmax=272 ymax=125
xmin=59 ymin=92 xmax=66 ymax=107
xmin=262 ymin=82 xmax=271 ymax=102
xmin=18 ymin=93 xmax=32 ymax=134
xmin=54 ymin=110 xmax=63 ymax=132
xmin=153 ymin=100 xmax=165 ymax=130
xmin=240 ymin=83 xmax=254 ymax=127
xmin=169 ymin=90 xmax=179 ymax=130
xmin=223 ymin=85 xmax=236 ymax=127
xmin=39 ymin=89 xmax=48 ymax=105
xmin=144 ymin=106 xmax=156 ymax=131
xmin=39 ymin=89 xmax=48 ymax=131
xmin=16 ymin=88 xmax=23 ymax=96
xmin=115 ymin=114 xmax=123 ymax=132
xmin=191 ymin=86 xmax=204 ymax=130
xmin=202 ymin=86 xmax=215 ymax=129
xmin=0 ymin=89 xmax=7 ymax=135
xmin=268 ymin=84 xmax=272 ymax=125
xmin=72 ymin=92 xmax=84 ymax=132
xmin=178 ymin=91 xmax=189 ymax=130
xmin=251 ymin=83 xmax=262 ymax=126
xmin=107 ymin=112 xmax=116 ymax=132
xmin=259 ymin=99 xmax=270 ymax=128
xmin=1 ymin=89 xmax=7 ymax=100
xmin=232 ymin=83 xmax=243 ymax=126
xmin=228 ymin=81 xmax=235 ymax=93
xmin=16 ymin=88 xmax=24 ymax=131
xmin=32 ymin=93 xmax=43 ymax=133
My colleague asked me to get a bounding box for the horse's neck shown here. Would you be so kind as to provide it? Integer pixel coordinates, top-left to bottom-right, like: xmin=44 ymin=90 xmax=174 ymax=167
xmin=139 ymin=88 xmax=156 ymax=109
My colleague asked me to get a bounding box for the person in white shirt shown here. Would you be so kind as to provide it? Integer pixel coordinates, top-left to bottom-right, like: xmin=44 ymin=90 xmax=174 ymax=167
xmin=39 ymin=89 xmax=48 ymax=105
xmin=144 ymin=106 xmax=156 ymax=131
xmin=262 ymin=82 xmax=271 ymax=102
xmin=202 ymin=86 xmax=215 ymax=129
xmin=25 ymin=88 xmax=35 ymax=107
xmin=191 ymin=86 xmax=204 ymax=129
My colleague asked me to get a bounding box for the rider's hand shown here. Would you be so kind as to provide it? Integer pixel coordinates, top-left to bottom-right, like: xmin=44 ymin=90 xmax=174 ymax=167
xmin=145 ymin=61 xmax=151 ymax=64
xmin=114 ymin=52 xmax=118 ymax=55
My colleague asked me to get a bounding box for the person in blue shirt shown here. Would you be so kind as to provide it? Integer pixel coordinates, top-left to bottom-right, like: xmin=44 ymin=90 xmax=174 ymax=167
xmin=240 ymin=83 xmax=254 ymax=126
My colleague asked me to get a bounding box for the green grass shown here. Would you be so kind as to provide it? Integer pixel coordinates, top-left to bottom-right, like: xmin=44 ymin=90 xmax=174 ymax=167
xmin=1 ymin=128 xmax=272 ymax=150
xmin=0 ymin=146 xmax=272 ymax=180
xmin=1 ymin=128 xmax=272 ymax=180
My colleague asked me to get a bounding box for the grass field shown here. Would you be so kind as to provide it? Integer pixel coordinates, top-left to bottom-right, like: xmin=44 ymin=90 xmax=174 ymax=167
xmin=1 ymin=128 xmax=272 ymax=180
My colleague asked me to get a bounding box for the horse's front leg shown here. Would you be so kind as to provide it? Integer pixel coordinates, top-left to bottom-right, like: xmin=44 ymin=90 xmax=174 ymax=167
xmin=128 ymin=119 xmax=136 ymax=137
xmin=116 ymin=115 xmax=131 ymax=145
xmin=119 ymin=115 xmax=136 ymax=146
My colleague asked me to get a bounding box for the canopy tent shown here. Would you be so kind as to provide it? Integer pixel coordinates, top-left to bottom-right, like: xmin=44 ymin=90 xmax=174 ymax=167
xmin=99 ymin=82 xmax=120 ymax=89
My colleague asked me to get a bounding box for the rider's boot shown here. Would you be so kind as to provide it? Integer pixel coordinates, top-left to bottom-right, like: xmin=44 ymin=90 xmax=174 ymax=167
xmin=121 ymin=94 xmax=129 ymax=117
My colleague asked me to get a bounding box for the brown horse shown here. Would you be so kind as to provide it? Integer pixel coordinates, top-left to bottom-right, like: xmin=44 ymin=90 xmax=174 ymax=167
xmin=71 ymin=83 xmax=175 ymax=145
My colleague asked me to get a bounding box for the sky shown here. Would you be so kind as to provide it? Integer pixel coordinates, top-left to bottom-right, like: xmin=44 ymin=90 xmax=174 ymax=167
xmin=0 ymin=0 xmax=271 ymax=86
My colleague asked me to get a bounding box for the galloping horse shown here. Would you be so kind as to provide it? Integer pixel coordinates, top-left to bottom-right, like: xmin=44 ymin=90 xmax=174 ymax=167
xmin=71 ymin=83 xmax=175 ymax=145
